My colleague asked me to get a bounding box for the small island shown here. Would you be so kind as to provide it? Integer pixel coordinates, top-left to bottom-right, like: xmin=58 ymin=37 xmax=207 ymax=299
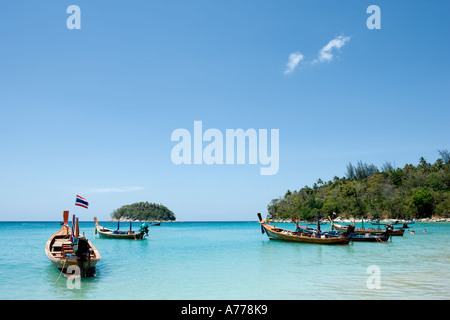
xmin=110 ymin=202 xmax=176 ymax=222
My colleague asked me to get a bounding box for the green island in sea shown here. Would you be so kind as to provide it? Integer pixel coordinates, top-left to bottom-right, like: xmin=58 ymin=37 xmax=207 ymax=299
xmin=268 ymin=150 xmax=450 ymax=222
xmin=110 ymin=201 xmax=176 ymax=222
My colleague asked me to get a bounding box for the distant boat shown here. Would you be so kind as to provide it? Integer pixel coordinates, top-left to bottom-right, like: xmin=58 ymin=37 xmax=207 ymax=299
xmin=369 ymin=218 xmax=404 ymax=226
xmin=328 ymin=216 xmax=404 ymax=236
xmin=306 ymin=220 xmax=327 ymax=225
xmin=46 ymin=211 xmax=101 ymax=278
xmin=257 ymin=213 xmax=350 ymax=245
xmin=370 ymin=218 xmax=414 ymax=226
xmin=94 ymin=217 xmax=148 ymax=239
xmin=149 ymin=221 xmax=161 ymax=226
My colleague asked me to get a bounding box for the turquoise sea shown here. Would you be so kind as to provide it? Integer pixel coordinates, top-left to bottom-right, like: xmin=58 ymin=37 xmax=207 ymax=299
xmin=0 ymin=220 xmax=449 ymax=300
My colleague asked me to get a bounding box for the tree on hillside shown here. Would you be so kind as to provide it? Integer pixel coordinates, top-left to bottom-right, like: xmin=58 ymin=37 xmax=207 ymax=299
xmin=268 ymin=150 xmax=450 ymax=220
xmin=412 ymin=189 xmax=434 ymax=218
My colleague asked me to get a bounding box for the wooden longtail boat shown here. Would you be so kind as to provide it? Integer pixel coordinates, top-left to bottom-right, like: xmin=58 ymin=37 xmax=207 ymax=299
xmin=257 ymin=213 xmax=350 ymax=245
xmin=306 ymin=220 xmax=327 ymax=225
xmin=369 ymin=217 xmax=413 ymax=230
xmin=294 ymin=217 xmax=392 ymax=243
xmin=369 ymin=218 xmax=414 ymax=226
xmin=46 ymin=211 xmax=101 ymax=278
xmin=94 ymin=217 xmax=148 ymax=239
xmin=370 ymin=218 xmax=398 ymax=225
xmin=328 ymin=216 xmax=404 ymax=236
xmin=300 ymin=226 xmax=391 ymax=242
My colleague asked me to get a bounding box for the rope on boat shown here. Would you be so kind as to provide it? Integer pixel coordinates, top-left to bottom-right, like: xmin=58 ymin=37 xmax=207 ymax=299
xmin=55 ymin=259 xmax=67 ymax=283
xmin=375 ymin=236 xmax=388 ymax=243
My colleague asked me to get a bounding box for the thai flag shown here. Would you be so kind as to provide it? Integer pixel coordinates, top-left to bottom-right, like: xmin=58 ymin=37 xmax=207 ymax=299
xmin=75 ymin=195 xmax=89 ymax=209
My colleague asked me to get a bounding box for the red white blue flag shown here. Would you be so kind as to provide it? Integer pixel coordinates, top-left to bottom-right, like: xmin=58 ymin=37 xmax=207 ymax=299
xmin=75 ymin=195 xmax=89 ymax=209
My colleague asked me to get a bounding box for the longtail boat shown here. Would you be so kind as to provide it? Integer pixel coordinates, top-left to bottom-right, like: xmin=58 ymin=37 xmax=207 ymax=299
xmin=369 ymin=217 xmax=413 ymax=230
xmin=306 ymin=220 xmax=327 ymax=225
xmin=328 ymin=216 xmax=404 ymax=236
xmin=294 ymin=217 xmax=392 ymax=243
xmin=94 ymin=217 xmax=148 ymax=239
xmin=370 ymin=218 xmax=398 ymax=225
xmin=46 ymin=211 xmax=101 ymax=278
xmin=257 ymin=213 xmax=350 ymax=245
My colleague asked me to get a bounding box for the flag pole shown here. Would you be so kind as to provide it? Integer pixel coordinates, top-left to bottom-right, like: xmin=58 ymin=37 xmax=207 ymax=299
xmin=72 ymin=195 xmax=78 ymax=241
xmin=73 ymin=195 xmax=78 ymax=220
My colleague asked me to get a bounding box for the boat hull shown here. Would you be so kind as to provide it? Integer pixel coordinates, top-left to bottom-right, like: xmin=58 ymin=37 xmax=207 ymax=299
xmin=96 ymin=226 xmax=145 ymax=239
xmin=348 ymin=234 xmax=391 ymax=242
xmin=49 ymin=258 xmax=99 ymax=277
xmin=98 ymin=230 xmax=145 ymax=239
xmin=262 ymin=223 xmax=349 ymax=245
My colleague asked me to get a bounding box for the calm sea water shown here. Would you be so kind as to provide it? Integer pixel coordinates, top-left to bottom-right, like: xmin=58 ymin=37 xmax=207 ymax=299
xmin=0 ymin=220 xmax=448 ymax=300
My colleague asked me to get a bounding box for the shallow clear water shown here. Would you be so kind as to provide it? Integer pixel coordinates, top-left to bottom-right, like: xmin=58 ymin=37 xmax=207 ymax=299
xmin=0 ymin=221 xmax=448 ymax=299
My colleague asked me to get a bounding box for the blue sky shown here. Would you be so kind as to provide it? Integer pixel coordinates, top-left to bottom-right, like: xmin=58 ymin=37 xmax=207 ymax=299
xmin=0 ymin=1 xmax=449 ymax=221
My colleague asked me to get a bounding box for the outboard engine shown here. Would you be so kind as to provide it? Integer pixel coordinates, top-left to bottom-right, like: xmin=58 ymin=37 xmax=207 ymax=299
xmin=75 ymin=238 xmax=90 ymax=257
xmin=343 ymin=225 xmax=355 ymax=238
xmin=75 ymin=237 xmax=94 ymax=277
xmin=140 ymin=223 xmax=149 ymax=237
xmin=385 ymin=224 xmax=394 ymax=234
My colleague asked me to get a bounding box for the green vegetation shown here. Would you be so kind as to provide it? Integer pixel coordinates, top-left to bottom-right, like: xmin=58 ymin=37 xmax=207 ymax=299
xmin=111 ymin=202 xmax=176 ymax=221
xmin=268 ymin=150 xmax=450 ymax=220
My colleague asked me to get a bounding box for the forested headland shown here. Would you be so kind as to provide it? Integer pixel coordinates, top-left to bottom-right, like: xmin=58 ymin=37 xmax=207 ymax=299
xmin=111 ymin=202 xmax=176 ymax=221
xmin=268 ymin=150 xmax=450 ymax=220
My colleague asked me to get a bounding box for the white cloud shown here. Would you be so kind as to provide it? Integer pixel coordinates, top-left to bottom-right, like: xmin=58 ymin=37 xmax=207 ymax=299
xmin=314 ymin=35 xmax=351 ymax=64
xmin=284 ymin=35 xmax=351 ymax=74
xmin=86 ymin=186 xmax=145 ymax=194
xmin=284 ymin=51 xmax=304 ymax=74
